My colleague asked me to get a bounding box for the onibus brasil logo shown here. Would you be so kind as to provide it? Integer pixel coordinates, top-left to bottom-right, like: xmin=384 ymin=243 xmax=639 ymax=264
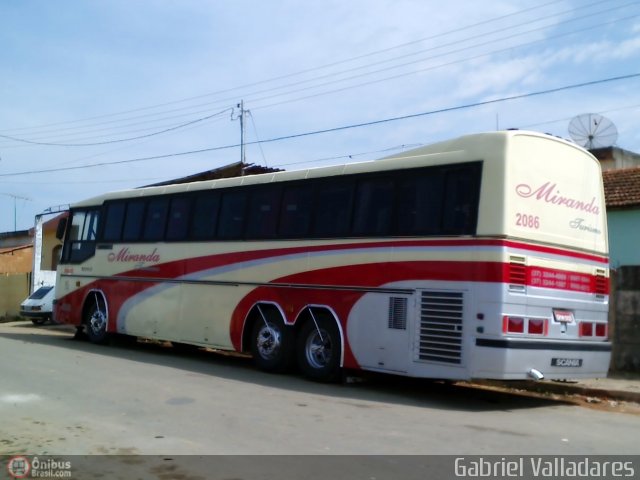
xmin=7 ymin=456 xmax=72 ymax=478
xmin=6 ymin=456 xmax=30 ymax=479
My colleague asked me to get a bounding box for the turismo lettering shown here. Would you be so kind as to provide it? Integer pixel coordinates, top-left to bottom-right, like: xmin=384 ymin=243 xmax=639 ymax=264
xmin=569 ymin=218 xmax=602 ymax=234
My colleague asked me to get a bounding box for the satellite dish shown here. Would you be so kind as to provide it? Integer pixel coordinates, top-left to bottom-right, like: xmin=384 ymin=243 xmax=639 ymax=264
xmin=568 ymin=113 xmax=618 ymax=149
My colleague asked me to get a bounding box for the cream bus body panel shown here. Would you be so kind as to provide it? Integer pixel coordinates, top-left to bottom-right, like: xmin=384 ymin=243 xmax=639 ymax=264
xmin=503 ymin=134 xmax=607 ymax=255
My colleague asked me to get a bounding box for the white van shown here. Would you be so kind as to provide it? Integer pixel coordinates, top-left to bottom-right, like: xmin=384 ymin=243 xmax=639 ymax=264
xmin=20 ymin=285 xmax=55 ymax=325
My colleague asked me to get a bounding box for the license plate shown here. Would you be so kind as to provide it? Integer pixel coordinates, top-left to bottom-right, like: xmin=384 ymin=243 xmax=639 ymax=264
xmin=553 ymin=309 xmax=574 ymax=323
xmin=551 ymin=358 xmax=583 ymax=367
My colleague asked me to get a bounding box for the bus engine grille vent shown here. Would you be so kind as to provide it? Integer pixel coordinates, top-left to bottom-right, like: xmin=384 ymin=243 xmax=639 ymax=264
xmin=418 ymin=291 xmax=464 ymax=364
xmin=388 ymin=297 xmax=408 ymax=330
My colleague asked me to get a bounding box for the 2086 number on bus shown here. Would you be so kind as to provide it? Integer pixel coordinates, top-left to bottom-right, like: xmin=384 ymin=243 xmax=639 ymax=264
xmin=516 ymin=213 xmax=540 ymax=229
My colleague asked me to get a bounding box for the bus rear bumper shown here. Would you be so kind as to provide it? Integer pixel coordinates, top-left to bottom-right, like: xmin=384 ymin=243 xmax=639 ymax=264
xmin=471 ymin=338 xmax=612 ymax=380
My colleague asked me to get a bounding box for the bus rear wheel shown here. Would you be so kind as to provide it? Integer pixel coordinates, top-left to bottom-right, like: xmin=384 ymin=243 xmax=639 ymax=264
xmin=296 ymin=316 xmax=341 ymax=382
xmin=84 ymin=296 xmax=109 ymax=344
xmin=250 ymin=315 xmax=293 ymax=373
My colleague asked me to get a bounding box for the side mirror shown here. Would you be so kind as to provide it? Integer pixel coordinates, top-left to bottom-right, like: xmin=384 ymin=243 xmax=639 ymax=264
xmin=55 ymin=217 xmax=67 ymax=240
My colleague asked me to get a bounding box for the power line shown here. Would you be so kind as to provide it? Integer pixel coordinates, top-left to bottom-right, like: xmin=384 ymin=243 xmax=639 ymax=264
xmin=248 ymin=111 xmax=269 ymax=167
xmin=2 ymin=4 xmax=630 ymax=148
xmin=1 ymin=73 xmax=638 ymax=178
xmin=0 ymin=108 xmax=233 ymax=147
xmin=251 ymin=10 xmax=640 ymax=111
xmin=0 ymin=0 xmax=600 ymax=138
xmin=0 ymin=0 xmax=560 ymax=135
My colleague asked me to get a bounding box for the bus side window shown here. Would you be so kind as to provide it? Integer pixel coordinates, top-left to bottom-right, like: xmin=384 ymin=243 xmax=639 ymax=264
xmin=217 ymin=190 xmax=248 ymax=239
xmin=442 ymin=165 xmax=481 ymax=235
xmin=312 ymin=181 xmax=354 ymax=238
xmin=352 ymin=178 xmax=394 ymax=236
xmin=246 ymin=187 xmax=281 ymax=239
xmin=143 ymin=198 xmax=169 ymax=241
xmin=166 ymin=196 xmax=191 ymax=241
xmin=122 ymin=200 xmax=146 ymax=242
xmin=191 ymin=192 xmax=220 ymax=240
xmin=62 ymin=208 xmax=100 ymax=263
xmin=396 ymin=172 xmax=444 ymax=235
xmin=279 ymin=185 xmax=312 ymax=238
xmin=102 ymin=201 xmax=126 ymax=242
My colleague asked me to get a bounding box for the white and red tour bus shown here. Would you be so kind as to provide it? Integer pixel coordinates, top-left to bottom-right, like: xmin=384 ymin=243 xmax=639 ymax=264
xmin=54 ymin=130 xmax=611 ymax=382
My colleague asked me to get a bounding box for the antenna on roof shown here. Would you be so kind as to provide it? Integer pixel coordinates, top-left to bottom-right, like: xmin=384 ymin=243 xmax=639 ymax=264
xmin=568 ymin=113 xmax=618 ymax=149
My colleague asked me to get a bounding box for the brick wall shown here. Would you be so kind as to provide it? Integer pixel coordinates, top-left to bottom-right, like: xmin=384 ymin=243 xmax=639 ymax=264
xmin=0 ymin=273 xmax=30 ymax=318
xmin=0 ymin=245 xmax=33 ymax=318
xmin=0 ymin=245 xmax=33 ymax=274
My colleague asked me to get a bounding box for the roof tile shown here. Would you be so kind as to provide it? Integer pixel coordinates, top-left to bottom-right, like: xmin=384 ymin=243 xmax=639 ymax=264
xmin=602 ymin=166 xmax=640 ymax=208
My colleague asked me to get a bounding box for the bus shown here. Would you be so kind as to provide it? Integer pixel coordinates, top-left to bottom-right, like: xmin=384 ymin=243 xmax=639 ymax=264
xmin=53 ymin=130 xmax=611 ymax=382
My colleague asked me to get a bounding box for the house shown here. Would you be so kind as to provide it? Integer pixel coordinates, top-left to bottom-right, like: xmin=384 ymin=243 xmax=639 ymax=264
xmin=591 ymin=146 xmax=640 ymax=171
xmin=602 ymin=166 xmax=640 ymax=268
xmin=601 ymin=165 xmax=640 ymax=372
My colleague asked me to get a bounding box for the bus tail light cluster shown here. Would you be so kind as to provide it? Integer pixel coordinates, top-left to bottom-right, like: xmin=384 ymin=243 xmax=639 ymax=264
xmin=579 ymin=322 xmax=608 ymax=338
xmin=594 ymin=274 xmax=609 ymax=296
xmin=502 ymin=316 xmax=548 ymax=336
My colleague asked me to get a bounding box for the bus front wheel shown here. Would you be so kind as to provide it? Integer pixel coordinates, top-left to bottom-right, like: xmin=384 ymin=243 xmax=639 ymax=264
xmin=84 ymin=297 xmax=109 ymax=344
xmin=296 ymin=316 xmax=341 ymax=382
xmin=250 ymin=316 xmax=293 ymax=373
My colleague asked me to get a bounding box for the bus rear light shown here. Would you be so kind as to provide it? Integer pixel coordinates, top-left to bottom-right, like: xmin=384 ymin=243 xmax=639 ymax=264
xmin=527 ymin=319 xmax=546 ymax=335
xmin=579 ymin=322 xmax=593 ymax=337
xmin=594 ymin=271 xmax=608 ymax=295
xmin=503 ymin=316 xmax=524 ymax=333
xmin=579 ymin=322 xmax=608 ymax=338
xmin=503 ymin=316 xmax=548 ymax=335
xmin=595 ymin=323 xmax=607 ymax=337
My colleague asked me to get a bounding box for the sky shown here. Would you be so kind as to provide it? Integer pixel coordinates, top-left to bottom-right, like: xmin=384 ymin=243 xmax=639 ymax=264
xmin=1 ymin=0 xmax=639 ymax=232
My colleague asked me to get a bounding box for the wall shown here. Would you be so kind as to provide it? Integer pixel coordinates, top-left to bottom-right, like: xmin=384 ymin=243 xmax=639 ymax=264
xmin=607 ymin=209 xmax=640 ymax=268
xmin=610 ymin=267 xmax=640 ymax=372
xmin=0 ymin=245 xmax=33 ymax=318
xmin=0 ymin=273 xmax=30 ymax=318
xmin=0 ymin=245 xmax=32 ymax=274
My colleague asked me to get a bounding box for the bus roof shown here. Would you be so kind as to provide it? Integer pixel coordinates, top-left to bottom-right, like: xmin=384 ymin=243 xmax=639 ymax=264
xmin=72 ymin=130 xmax=591 ymax=208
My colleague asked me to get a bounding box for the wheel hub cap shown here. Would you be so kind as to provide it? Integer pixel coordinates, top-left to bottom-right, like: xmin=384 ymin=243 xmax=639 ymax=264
xmin=257 ymin=324 xmax=281 ymax=359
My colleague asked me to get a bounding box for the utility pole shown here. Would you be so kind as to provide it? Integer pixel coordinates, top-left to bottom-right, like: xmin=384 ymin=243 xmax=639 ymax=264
xmin=0 ymin=192 xmax=32 ymax=231
xmin=234 ymin=100 xmax=247 ymax=169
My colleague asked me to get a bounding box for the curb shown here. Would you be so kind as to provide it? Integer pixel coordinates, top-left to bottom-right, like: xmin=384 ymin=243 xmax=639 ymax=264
xmin=470 ymin=380 xmax=640 ymax=404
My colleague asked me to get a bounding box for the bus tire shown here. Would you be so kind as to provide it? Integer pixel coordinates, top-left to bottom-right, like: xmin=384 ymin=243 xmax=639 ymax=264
xmin=250 ymin=315 xmax=293 ymax=373
xmin=296 ymin=316 xmax=341 ymax=382
xmin=84 ymin=296 xmax=109 ymax=344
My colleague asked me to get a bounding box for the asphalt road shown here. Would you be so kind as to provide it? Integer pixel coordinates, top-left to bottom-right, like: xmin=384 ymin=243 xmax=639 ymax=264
xmin=1 ymin=321 xmax=639 ymax=458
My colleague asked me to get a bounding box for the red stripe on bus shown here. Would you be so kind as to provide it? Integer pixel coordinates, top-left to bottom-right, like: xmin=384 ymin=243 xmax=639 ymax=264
xmin=117 ymin=238 xmax=607 ymax=281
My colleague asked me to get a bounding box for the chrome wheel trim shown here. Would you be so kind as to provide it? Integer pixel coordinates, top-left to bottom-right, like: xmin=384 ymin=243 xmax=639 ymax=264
xmin=305 ymin=329 xmax=332 ymax=369
xmin=89 ymin=308 xmax=106 ymax=336
xmin=256 ymin=323 xmax=282 ymax=360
